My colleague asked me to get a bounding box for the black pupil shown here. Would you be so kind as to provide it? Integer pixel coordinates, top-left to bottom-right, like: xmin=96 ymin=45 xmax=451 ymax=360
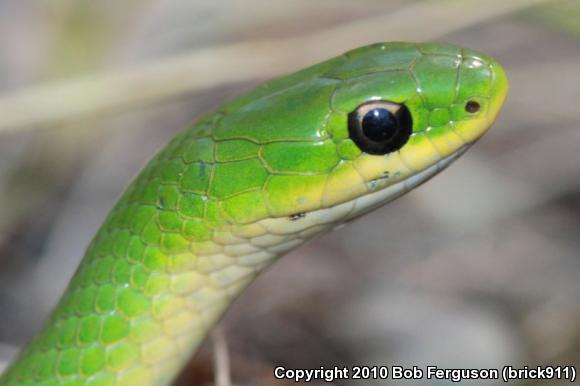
xmin=361 ymin=108 xmax=398 ymax=142
xmin=347 ymin=101 xmax=412 ymax=155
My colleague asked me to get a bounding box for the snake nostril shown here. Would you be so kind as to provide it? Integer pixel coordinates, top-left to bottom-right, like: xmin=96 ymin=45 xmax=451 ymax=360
xmin=465 ymin=100 xmax=481 ymax=114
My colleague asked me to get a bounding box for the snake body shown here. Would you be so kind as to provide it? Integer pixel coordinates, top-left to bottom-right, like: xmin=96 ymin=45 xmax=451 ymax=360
xmin=0 ymin=42 xmax=508 ymax=386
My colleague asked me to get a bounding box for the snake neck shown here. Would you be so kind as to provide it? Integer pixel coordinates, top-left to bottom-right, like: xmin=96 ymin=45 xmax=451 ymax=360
xmin=0 ymin=235 xmax=278 ymax=386
xmin=0 ymin=203 xmax=331 ymax=386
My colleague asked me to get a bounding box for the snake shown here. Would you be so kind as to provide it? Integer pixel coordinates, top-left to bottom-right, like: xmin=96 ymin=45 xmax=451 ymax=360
xmin=0 ymin=42 xmax=508 ymax=386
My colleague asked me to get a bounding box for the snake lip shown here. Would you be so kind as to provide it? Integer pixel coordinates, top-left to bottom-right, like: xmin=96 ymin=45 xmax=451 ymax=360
xmin=401 ymin=143 xmax=469 ymax=192
xmin=366 ymin=144 xmax=470 ymax=193
xmin=347 ymin=144 xmax=471 ymax=224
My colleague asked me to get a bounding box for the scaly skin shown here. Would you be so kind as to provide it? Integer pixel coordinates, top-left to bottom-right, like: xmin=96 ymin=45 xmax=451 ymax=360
xmin=0 ymin=42 xmax=508 ymax=386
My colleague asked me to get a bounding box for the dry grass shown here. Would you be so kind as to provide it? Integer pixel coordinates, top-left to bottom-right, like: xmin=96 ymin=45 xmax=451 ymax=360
xmin=0 ymin=0 xmax=552 ymax=133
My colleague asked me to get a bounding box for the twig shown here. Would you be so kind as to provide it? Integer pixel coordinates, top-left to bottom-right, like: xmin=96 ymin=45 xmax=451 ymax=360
xmin=211 ymin=327 xmax=232 ymax=386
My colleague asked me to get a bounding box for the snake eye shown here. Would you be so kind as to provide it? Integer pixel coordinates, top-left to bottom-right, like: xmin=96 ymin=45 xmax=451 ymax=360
xmin=348 ymin=101 xmax=412 ymax=155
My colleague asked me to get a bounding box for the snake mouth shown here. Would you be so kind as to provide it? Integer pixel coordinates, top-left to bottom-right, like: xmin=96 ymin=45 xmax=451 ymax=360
xmin=401 ymin=143 xmax=468 ymax=190
xmin=348 ymin=144 xmax=469 ymax=222
xmin=366 ymin=143 xmax=469 ymax=192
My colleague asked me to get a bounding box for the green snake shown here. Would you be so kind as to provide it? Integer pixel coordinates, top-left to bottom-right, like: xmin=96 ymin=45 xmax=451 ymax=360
xmin=0 ymin=42 xmax=508 ymax=386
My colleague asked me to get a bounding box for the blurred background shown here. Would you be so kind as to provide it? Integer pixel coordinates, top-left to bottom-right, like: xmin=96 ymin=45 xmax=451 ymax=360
xmin=0 ymin=0 xmax=579 ymax=385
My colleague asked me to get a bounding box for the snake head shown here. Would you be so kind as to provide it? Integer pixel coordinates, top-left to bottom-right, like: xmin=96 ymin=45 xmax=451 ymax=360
xmin=179 ymin=42 xmax=508 ymax=232
xmin=314 ymin=42 xmax=510 ymax=214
